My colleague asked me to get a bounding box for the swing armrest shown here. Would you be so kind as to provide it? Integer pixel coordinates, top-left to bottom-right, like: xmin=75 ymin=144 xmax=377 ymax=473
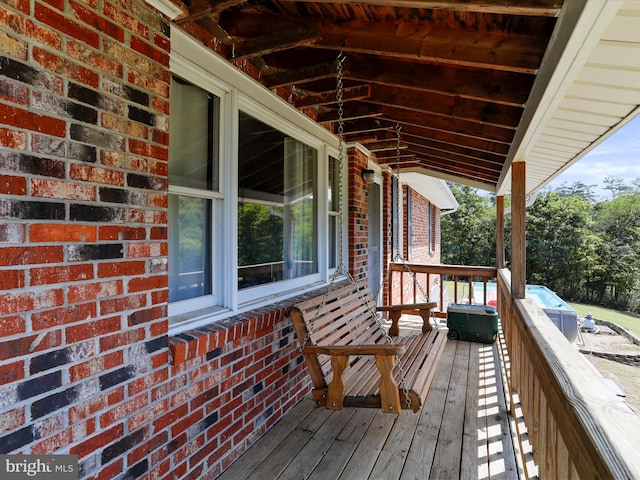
xmin=304 ymin=345 xmax=406 ymax=356
xmin=377 ymin=302 xmax=438 ymax=336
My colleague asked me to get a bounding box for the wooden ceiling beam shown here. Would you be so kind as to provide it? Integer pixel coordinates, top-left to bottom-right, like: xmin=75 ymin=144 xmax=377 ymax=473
xmin=346 ymin=55 xmax=533 ymax=107
xmin=340 ymin=118 xmax=393 ymax=135
xmin=177 ymin=0 xmax=247 ymax=24
xmin=408 ymin=156 xmax=499 ymax=183
xmin=401 ymin=133 xmax=506 ymax=164
xmin=406 ymin=144 xmax=503 ymax=173
xmin=231 ymin=20 xmax=323 ymax=61
xmin=294 ymin=84 xmax=371 ymax=108
xmin=366 ymin=140 xmax=408 ymax=153
xmin=394 ymin=123 xmax=510 ymax=156
xmin=315 ymin=20 xmax=547 ymax=73
xmin=317 ymin=104 xmax=384 ymax=123
xmin=367 ymin=84 xmax=523 ymax=128
xmin=381 ymin=106 xmax=516 ymax=144
xmin=265 ymin=60 xmax=339 ymax=88
xmin=299 ymin=0 xmax=562 ymax=17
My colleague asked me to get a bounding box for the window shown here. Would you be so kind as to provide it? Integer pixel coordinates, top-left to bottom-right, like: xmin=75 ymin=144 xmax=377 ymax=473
xmin=237 ymin=112 xmax=318 ymax=289
xmin=168 ymin=29 xmax=343 ymax=331
xmin=168 ymin=77 xmax=221 ymax=308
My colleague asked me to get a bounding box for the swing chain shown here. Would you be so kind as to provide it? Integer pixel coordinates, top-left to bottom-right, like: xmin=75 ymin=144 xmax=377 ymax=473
xmin=300 ymin=52 xmax=348 ymax=353
xmin=299 ymin=53 xmax=412 ymax=410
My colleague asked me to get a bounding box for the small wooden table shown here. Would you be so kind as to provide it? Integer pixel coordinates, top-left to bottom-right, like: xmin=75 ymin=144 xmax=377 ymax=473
xmin=376 ymin=302 xmax=438 ymax=336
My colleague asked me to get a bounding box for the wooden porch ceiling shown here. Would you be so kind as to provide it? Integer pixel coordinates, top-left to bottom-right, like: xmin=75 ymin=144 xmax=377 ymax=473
xmin=170 ymin=0 xmax=564 ymax=191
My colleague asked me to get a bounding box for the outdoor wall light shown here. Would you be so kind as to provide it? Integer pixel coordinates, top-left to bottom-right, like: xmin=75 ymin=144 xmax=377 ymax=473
xmin=362 ymin=169 xmax=375 ymax=183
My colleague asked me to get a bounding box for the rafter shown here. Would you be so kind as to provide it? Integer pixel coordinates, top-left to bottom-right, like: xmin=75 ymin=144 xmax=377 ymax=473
xmin=315 ymin=20 xmax=547 ymax=73
xmin=366 ymin=140 xmax=408 ymax=153
xmin=294 ymin=84 xmax=371 ymax=108
xmin=266 ymin=60 xmax=340 ymax=88
xmin=317 ymin=104 xmax=383 ymax=123
xmin=231 ymin=20 xmax=323 ymax=60
xmin=381 ymin=106 xmax=516 ymax=144
xmin=299 ymin=0 xmax=562 ymax=17
xmin=367 ymin=84 xmax=523 ymax=128
xmin=177 ymin=0 xmax=247 ymax=24
xmin=346 ymin=55 xmax=534 ymax=107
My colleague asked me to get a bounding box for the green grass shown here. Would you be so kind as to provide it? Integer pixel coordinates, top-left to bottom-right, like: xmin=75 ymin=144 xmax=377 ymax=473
xmin=568 ymin=302 xmax=640 ymax=337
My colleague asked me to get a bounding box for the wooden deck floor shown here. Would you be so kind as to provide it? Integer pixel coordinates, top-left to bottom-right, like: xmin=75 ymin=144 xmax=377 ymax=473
xmin=218 ymin=330 xmax=523 ymax=480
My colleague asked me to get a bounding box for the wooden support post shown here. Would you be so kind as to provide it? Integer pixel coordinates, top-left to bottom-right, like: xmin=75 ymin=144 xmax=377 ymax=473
xmin=375 ymin=355 xmax=402 ymax=413
xmin=496 ymin=195 xmax=505 ymax=269
xmin=511 ymin=162 xmax=526 ymax=299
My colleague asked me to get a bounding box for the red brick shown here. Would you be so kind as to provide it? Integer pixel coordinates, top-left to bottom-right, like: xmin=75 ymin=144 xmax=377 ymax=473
xmin=0 ymin=315 xmax=26 ymax=336
xmin=30 ymin=264 xmax=94 ymax=286
xmin=99 ymin=327 xmax=145 ymax=353
xmin=0 ymin=79 xmax=29 ymax=106
xmin=66 ymin=315 xmax=122 ymax=343
xmin=99 ymin=392 xmax=148 ymax=428
xmin=67 ymin=280 xmax=123 ymax=304
xmin=69 ymin=389 xmax=123 ymax=423
xmin=127 ymin=274 xmax=166 ymax=293
xmin=99 ymin=294 xmax=146 ymax=316
xmin=0 ymin=174 xmax=26 ymax=195
xmin=69 ymin=164 xmax=125 ymax=186
xmin=128 ymin=430 xmax=167 ymax=466
xmin=0 ymin=269 xmax=25 ymax=290
xmin=35 ymin=3 xmax=99 ymax=49
xmin=129 ymin=208 xmax=167 ymax=224
xmin=128 ymin=368 xmax=168 ymax=397
xmin=31 ymin=178 xmax=96 ymax=201
xmin=70 ymin=350 xmax=124 ymax=382
xmin=0 ymin=360 xmax=25 ymax=385
xmin=71 ymin=1 xmax=124 ymax=42
xmin=32 ymin=303 xmax=96 ymax=330
xmin=98 ymin=226 xmax=147 ymax=241
xmin=26 ymin=18 xmax=63 ymax=50
xmin=0 ymin=289 xmax=63 ymax=316
xmin=29 ymin=224 xmax=97 ymax=243
xmin=128 ymin=138 xmax=168 ymax=161
xmin=0 ymin=330 xmax=61 ymax=360
xmin=97 ymin=260 xmax=146 ymax=278
xmin=130 ymin=36 xmax=169 ymax=67
xmin=71 ymin=423 xmax=124 ymax=459
xmin=0 ymin=408 xmax=26 ymax=435
xmin=0 ymin=127 xmax=27 ymax=149
xmin=0 ymin=104 xmax=66 ymax=137
xmin=0 ymin=245 xmax=63 ymax=266
xmin=33 ymin=47 xmax=99 ymax=88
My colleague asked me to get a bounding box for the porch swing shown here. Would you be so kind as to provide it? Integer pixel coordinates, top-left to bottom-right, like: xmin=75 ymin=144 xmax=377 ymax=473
xmin=289 ymin=53 xmax=447 ymax=413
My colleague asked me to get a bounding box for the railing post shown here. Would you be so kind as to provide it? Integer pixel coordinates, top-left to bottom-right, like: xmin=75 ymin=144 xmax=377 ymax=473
xmin=511 ymin=162 xmax=526 ymax=299
xmin=496 ymin=195 xmax=505 ymax=269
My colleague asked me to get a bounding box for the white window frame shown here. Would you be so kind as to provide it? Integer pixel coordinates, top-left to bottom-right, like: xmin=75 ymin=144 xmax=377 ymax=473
xmin=168 ymin=28 xmax=343 ymax=334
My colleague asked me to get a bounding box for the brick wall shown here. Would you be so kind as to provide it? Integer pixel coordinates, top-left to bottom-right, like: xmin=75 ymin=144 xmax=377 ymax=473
xmin=0 ymin=2 xmax=310 ymax=479
xmin=347 ymin=146 xmax=370 ymax=281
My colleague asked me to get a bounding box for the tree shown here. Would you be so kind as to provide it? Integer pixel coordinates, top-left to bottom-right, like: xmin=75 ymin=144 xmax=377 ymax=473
xmin=441 ymin=184 xmax=495 ymax=267
xmin=525 ymin=191 xmax=597 ymax=299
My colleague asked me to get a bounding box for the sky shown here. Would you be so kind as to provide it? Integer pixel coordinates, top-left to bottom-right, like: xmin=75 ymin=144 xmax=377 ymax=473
xmin=544 ymin=114 xmax=640 ymax=200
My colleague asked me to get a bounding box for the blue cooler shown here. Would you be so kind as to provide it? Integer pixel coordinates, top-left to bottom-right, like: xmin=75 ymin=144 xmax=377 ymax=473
xmin=446 ymin=304 xmax=498 ymax=344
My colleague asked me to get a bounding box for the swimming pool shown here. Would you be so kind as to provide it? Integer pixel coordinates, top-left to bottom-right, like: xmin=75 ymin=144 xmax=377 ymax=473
xmin=472 ymin=283 xmax=578 ymax=342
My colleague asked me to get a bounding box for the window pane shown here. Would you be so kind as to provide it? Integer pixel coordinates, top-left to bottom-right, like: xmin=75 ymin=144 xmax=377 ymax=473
xmin=169 ymin=78 xmax=219 ymax=191
xmin=169 ymin=194 xmax=212 ymax=302
xmin=237 ymin=112 xmax=317 ymax=289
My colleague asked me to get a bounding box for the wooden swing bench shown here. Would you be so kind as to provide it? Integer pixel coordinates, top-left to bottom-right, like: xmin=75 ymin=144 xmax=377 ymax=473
xmin=289 ymin=281 xmax=447 ymax=413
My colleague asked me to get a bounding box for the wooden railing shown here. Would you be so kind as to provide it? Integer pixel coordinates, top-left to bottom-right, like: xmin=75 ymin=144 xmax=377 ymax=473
xmin=497 ymin=268 xmax=640 ymax=479
xmin=387 ymin=263 xmax=497 ymax=317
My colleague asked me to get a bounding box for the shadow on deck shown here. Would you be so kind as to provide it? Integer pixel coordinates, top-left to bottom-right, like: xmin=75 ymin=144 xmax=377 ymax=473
xmin=218 ymin=322 xmax=526 ymax=480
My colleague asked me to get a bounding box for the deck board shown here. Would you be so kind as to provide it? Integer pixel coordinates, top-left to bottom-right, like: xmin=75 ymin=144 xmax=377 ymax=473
xmin=217 ymin=330 xmax=522 ymax=480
